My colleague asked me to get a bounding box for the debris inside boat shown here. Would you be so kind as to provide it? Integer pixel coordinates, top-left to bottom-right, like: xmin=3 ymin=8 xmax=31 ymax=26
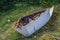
xmin=16 ymin=10 xmax=45 ymax=27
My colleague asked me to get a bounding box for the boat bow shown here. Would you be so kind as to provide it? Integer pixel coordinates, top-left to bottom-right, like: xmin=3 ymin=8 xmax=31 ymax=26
xmin=49 ymin=6 xmax=54 ymax=16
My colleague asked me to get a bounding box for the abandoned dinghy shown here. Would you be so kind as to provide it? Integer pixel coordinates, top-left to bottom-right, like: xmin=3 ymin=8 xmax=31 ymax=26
xmin=15 ymin=6 xmax=54 ymax=37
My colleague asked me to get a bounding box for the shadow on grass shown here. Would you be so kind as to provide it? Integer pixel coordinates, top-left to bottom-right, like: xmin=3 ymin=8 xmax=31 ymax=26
xmin=0 ymin=1 xmax=40 ymax=12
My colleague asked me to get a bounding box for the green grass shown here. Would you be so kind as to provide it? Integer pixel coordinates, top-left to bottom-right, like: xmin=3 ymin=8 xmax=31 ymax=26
xmin=0 ymin=3 xmax=60 ymax=40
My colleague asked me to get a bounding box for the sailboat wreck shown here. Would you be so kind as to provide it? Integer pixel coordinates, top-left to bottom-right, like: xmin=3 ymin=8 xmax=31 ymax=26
xmin=15 ymin=6 xmax=54 ymax=37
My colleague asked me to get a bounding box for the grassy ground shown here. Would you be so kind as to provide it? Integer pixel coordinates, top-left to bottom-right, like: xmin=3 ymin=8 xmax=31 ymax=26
xmin=0 ymin=3 xmax=60 ymax=40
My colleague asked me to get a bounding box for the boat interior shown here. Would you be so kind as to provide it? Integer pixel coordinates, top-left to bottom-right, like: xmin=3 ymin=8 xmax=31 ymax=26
xmin=16 ymin=10 xmax=45 ymax=28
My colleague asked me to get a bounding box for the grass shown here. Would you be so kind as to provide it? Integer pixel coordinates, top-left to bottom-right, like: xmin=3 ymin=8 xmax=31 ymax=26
xmin=0 ymin=3 xmax=60 ymax=40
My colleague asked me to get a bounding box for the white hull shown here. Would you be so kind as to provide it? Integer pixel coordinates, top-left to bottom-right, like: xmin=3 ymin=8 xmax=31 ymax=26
xmin=16 ymin=6 xmax=54 ymax=37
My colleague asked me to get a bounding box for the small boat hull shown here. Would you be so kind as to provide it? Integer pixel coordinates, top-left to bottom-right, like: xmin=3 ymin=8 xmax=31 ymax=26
xmin=16 ymin=6 xmax=54 ymax=37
